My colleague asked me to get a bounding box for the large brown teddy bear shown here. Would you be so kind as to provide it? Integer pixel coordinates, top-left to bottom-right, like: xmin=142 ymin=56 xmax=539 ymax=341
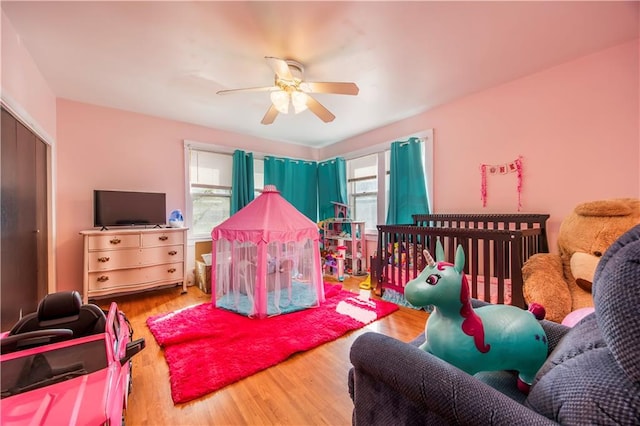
xmin=523 ymin=198 xmax=640 ymax=323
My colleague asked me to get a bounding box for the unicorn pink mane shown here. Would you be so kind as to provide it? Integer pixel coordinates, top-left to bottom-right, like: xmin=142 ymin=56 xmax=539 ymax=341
xmin=459 ymin=273 xmax=490 ymax=353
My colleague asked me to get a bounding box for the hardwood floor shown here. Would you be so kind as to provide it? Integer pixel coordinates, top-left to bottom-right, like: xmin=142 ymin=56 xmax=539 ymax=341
xmin=96 ymin=277 xmax=429 ymax=426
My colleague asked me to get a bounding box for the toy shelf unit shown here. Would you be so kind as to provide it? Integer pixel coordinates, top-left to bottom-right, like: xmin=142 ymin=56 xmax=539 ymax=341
xmin=322 ymin=219 xmax=367 ymax=278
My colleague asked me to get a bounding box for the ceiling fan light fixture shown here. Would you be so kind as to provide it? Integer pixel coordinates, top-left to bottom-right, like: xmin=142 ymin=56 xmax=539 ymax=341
xmin=291 ymin=91 xmax=308 ymax=114
xmin=270 ymin=90 xmax=289 ymax=114
xmin=221 ymin=57 xmax=358 ymax=124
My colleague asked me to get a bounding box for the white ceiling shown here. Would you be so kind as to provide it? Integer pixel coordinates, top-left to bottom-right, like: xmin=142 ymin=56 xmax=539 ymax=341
xmin=2 ymin=1 xmax=638 ymax=148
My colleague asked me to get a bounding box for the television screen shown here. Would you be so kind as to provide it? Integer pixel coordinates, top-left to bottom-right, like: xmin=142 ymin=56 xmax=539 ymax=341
xmin=94 ymin=190 xmax=166 ymax=228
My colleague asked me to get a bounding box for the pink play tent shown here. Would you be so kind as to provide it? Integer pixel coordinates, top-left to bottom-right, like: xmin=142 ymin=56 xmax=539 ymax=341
xmin=211 ymin=185 xmax=324 ymax=318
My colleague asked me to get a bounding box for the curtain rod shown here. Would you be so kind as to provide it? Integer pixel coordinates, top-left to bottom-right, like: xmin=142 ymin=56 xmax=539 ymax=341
xmin=267 ymin=156 xmax=315 ymax=165
xmin=398 ymin=136 xmax=426 ymax=146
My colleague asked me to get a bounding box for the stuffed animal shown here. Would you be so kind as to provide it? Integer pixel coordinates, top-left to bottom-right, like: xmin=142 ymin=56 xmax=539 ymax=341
xmin=523 ymin=198 xmax=640 ymax=323
xmin=405 ymin=242 xmax=548 ymax=394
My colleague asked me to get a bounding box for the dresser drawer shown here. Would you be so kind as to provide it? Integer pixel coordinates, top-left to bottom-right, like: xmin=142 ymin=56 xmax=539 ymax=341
xmin=88 ymin=248 xmax=141 ymax=271
xmin=88 ymin=234 xmax=140 ymax=250
xmin=88 ymin=245 xmax=184 ymax=271
xmin=88 ymin=262 xmax=184 ymax=291
xmin=141 ymin=231 xmax=184 ymax=247
xmin=145 ymin=262 xmax=184 ymax=283
xmin=89 ymin=268 xmax=148 ymax=290
xmin=139 ymin=245 xmax=183 ymax=264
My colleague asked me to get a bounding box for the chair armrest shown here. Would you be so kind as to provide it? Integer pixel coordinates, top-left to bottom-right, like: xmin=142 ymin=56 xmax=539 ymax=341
xmin=539 ymin=319 xmax=570 ymax=353
xmin=350 ymin=332 xmax=558 ymax=425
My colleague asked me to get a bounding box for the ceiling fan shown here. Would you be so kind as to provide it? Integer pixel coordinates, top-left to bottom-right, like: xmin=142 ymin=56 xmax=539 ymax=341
xmin=216 ymin=56 xmax=359 ymax=125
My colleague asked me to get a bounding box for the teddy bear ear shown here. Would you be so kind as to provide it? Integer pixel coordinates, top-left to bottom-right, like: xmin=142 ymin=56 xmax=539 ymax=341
xmin=574 ymin=198 xmax=637 ymax=217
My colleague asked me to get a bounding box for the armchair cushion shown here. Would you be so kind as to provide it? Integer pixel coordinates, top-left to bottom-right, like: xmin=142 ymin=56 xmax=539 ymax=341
xmin=526 ymin=313 xmax=639 ymax=424
xmin=526 ymin=225 xmax=640 ymax=424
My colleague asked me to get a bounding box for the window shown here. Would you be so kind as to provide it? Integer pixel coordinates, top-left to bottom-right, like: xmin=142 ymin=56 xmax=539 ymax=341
xmin=189 ymin=150 xmax=233 ymax=238
xmin=187 ymin=147 xmax=265 ymax=240
xmin=347 ymin=152 xmax=390 ymax=233
xmin=253 ymin=158 xmax=264 ymax=197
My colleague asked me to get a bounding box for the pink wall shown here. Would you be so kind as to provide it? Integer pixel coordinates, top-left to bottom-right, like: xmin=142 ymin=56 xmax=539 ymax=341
xmin=0 ymin=11 xmax=56 ymax=140
xmin=3 ymin=15 xmax=637 ymax=295
xmin=324 ymin=40 xmax=639 ymax=250
xmin=55 ymin=101 xmax=314 ymax=292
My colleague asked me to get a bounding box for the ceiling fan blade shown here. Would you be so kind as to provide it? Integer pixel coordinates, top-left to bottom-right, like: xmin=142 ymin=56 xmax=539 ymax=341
xmin=305 ymin=95 xmax=335 ymax=123
xmin=261 ymin=104 xmax=279 ymax=125
xmin=217 ymin=86 xmax=277 ymax=95
xmin=265 ymin=56 xmax=293 ymax=81
xmin=305 ymin=82 xmax=359 ymax=96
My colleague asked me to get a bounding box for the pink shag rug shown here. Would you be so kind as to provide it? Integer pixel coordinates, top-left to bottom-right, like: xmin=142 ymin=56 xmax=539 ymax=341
xmin=146 ymin=284 xmax=398 ymax=404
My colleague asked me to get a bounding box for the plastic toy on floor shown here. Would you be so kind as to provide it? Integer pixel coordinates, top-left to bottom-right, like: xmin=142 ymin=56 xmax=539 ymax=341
xmin=404 ymin=242 xmax=548 ymax=394
xmin=359 ymin=273 xmax=372 ymax=290
xmin=324 ymin=252 xmax=337 ymax=274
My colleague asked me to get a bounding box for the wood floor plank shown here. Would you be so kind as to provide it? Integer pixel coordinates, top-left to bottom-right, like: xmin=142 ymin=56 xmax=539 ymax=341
xmin=95 ymin=277 xmax=428 ymax=426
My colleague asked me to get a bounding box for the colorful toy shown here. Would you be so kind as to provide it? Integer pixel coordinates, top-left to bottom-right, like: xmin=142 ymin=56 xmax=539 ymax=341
xmin=404 ymin=242 xmax=548 ymax=393
xmin=324 ymin=252 xmax=337 ymax=275
xmin=387 ymin=242 xmax=407 ymax=266
xmin=359 ymin=272 xmax=372 ymax=290
xmin=1 ymin=291 xmax=145 ymax=424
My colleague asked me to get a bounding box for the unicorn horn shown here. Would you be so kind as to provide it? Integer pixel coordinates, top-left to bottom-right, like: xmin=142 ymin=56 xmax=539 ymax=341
xmin=423 ymin=249 xmax=436 ymax=267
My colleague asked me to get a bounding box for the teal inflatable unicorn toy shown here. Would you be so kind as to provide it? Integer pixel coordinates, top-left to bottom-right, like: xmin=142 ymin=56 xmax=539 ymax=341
xmin=404 ymin=242 xmax=548 ymax=393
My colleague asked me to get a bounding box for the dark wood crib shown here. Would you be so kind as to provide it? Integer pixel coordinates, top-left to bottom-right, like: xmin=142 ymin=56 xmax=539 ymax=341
xmin=373 ymin=214 xmax=550 ymax=308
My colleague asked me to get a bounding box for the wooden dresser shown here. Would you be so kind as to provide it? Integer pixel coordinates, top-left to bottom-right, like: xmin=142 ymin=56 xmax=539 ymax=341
xmin=80 ymin=227 xmax=187 ymax=303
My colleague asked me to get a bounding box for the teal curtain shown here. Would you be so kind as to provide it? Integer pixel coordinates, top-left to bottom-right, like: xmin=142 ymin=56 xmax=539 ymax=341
xmin=317 ymin=158 xmax=347 ymax=220
xmin=386 ymin=137 xmax=430 ymax=224
xmin=264 ymin=156 xmax=318 ymax=220
xmin=231 ymin=150 xmax=254 ymax=214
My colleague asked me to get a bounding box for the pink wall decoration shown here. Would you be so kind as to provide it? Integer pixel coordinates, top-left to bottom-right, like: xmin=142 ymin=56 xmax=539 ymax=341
xmin=480 ymin=156 xmax=524 ymax=210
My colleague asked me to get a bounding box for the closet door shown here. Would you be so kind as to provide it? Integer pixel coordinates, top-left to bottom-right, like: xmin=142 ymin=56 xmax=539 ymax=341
xmin=1 ymin=108 xmax=48 ymax=331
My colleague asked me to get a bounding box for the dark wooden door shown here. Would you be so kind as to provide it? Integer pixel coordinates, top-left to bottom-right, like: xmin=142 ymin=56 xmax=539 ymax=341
xmin=1 ymin=108 xmax=48 ymax=331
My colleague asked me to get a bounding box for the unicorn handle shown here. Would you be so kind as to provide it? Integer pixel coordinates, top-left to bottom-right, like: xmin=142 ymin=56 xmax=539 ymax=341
xmin=423 ymin=249 xmax=436 ymax=267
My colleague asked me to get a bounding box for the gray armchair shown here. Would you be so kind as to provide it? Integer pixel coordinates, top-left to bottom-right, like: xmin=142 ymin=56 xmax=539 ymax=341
xmin=349 ymin=224 xmax=640 ymax=425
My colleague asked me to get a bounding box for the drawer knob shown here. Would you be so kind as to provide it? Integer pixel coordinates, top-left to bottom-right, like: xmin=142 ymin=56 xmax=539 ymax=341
xmin=159 ymin=236 xmax=169 ymax=241
xmin=98 ymin=256 xmax=110 ymax=263
xmin=97 ymin=275 xmax=109 ymax=282
xmin=168 ymin=250 xmax=178 ymax=256
xmin=168 ymin=268 xmax=177 ymax=273
xmin=110 ymin=238 xmax=121 ymax=245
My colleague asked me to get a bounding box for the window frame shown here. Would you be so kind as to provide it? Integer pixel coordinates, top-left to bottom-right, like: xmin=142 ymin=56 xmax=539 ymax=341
xmin=346 ymin=154 xmax=385 ymax=234
xmin=185 ymin=147 xmax=234 ymax=240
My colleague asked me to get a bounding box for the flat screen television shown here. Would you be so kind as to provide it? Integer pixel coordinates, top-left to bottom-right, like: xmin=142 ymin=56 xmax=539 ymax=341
xmin=94 ymin=190 xmax=166 ymax=229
